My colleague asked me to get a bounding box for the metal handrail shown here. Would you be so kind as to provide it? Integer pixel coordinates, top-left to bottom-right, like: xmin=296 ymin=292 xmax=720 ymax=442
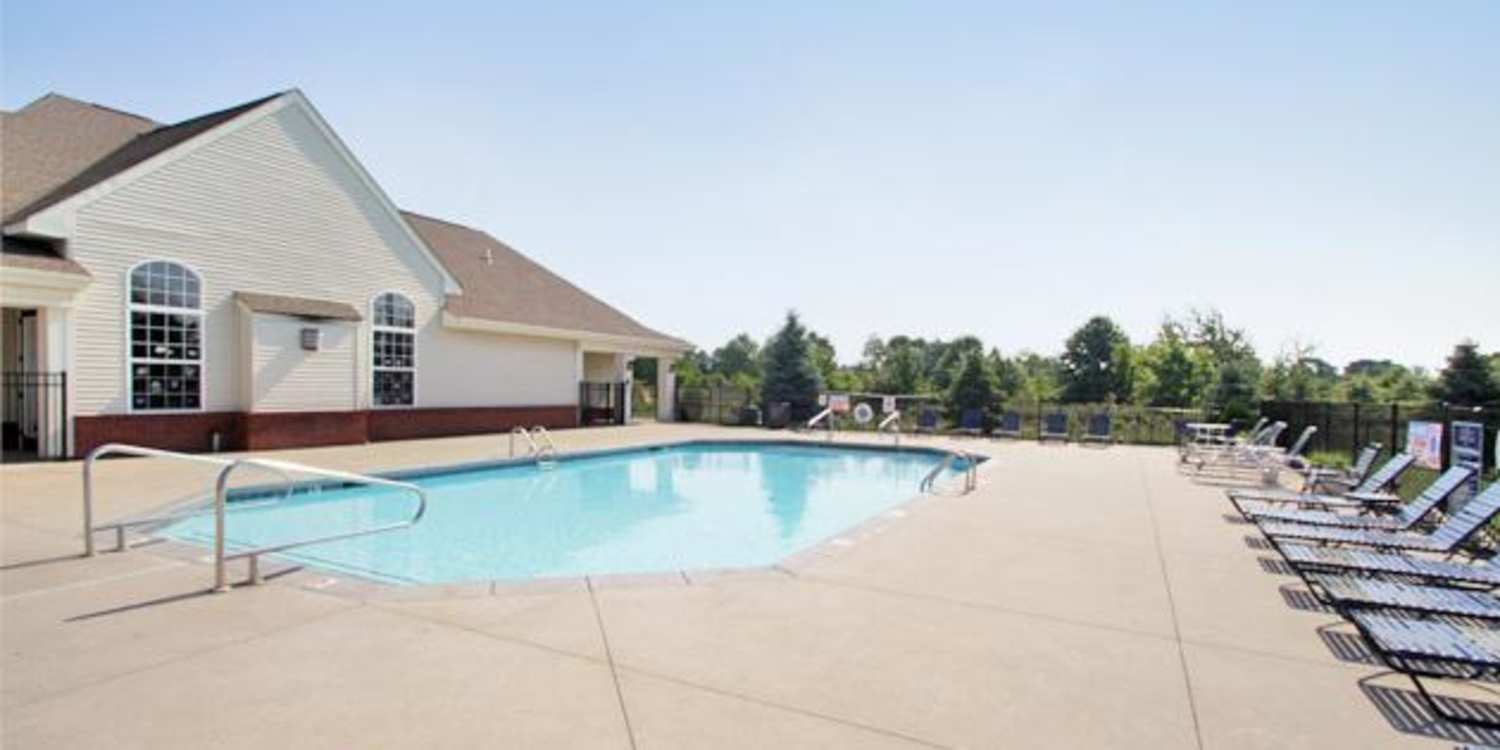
xmin=807 ymin=407 xmax=835 ymax=442
xmin=212 ymin=457 xmax=428 ymax=591
xmin=81 ymin=443 xmax=293 ymax=557
xmin=920 ymin=449 xmax=979 ymax=494
xmin=530 ymin=426 xmax=558 ymax=464
xmin=509 ymin=426 xmax=539 ymax=458
xmin=879 ymin=411 xmax=902 ymax=446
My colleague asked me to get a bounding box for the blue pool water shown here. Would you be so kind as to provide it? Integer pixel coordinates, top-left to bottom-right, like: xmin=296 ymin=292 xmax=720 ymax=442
xmin=158 ymin=442 xmax=957 ymax=584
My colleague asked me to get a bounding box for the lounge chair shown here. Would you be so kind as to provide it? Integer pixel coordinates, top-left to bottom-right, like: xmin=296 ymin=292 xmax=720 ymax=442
xmin=1039 ymin=411 xmax=1069 ymax=443
xmin=1191 ymin=421 xmax=1286 ymax=469
xmin=952 ymin=408 xmax=984 ymax=437
xmin=991 ymin=411 xmax=1023 ymax=439
xmin=915 ymin=408 xmax=940 ymax=434
xmin=1240 ymin=465 xmax=1473 ymax=529
xmin=1280 ymin=543 xmax=1500 ymax=588
xmin=1303 ymin=573 xmax=1500 ymax=619
xmin=1345 ymin=609 xmax=1500 ymax=727
xmin=1227 ymin=452 xmax=1415 ymax=510
xmin=1082 ymin=413 xmax=1113 ymax=445
xmin=1301 ymin=443 xmax=1381 ymax=493
xmin=1259 ymin=481 xmax=1500 ymax=553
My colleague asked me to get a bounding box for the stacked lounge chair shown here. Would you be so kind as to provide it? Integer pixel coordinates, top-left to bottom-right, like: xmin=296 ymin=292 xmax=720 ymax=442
xmin=1238 ymin=478 xmax=1500 ymax=726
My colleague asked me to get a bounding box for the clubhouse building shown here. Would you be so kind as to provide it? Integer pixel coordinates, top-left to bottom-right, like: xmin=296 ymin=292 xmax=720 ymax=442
xmin=1 ymin=91 xmax=690 ymax=459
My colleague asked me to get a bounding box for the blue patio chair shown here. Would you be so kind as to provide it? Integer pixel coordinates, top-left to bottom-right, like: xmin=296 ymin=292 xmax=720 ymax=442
xmin=952 ymin=408 xmax=984 ymax=437
xmin=1240 ymin=465 xmax=1473 ymax=529
xmin=915 ymin=408 xmax=940 ymax=434
xmin=1082 ymin=413 xmax=1113 ymax=445
xmin=1259 ymin=481 xmax=1500 ymax=553
xmin=991 ymin=411 xmax=1023 ymax=439
xmin=1039 ymin=411 xmax=1069 ymax=443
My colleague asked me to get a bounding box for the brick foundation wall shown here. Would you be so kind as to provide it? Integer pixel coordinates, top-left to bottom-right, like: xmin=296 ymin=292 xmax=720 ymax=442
xmin=72 ymin=405 xmax=580 ymax=457
xmin=75 ymin=412 xmax=244 ymax=456
xmin=241 ymin=411 xmax=369 ymax=451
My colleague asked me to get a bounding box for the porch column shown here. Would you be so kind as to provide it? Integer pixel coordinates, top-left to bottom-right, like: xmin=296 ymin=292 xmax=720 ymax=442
xmin=36 ymin=306 xmax=72 ymax=458
xmin=656 ymin=359 xmax=676 ymax=422
xmin=617 ymin=354 xmax=633 ymax=423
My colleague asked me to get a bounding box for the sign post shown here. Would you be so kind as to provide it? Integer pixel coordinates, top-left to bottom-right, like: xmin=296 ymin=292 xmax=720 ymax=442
xmin=1452 ymin=420 xmax=1485 ymax=504
xmin=1406 ymin=421 xmax=1444 ymax=471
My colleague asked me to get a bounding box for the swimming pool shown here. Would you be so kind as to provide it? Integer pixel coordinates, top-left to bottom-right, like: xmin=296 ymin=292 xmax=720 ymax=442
xmin=158 ymin=441 xmax=965 ymax=585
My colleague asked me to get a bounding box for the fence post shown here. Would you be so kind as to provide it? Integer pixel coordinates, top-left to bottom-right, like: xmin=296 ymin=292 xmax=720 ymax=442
xmin=1441 ymin=402 xmax=1451 ymax=471
xmin=1389 ymin=403 xmax=1399 ymax=456
xmin=1352 ymin=402 xmax=1361 ymax=459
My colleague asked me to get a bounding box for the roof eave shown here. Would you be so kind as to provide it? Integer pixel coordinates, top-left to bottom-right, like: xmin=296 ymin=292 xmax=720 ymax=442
xmin=443 ymin=310 xmax=693 ymax=355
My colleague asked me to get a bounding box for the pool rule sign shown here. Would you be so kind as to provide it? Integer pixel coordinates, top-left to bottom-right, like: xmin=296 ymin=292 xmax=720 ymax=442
xmin=1452 ymin=421 xmax=1485 ymax=502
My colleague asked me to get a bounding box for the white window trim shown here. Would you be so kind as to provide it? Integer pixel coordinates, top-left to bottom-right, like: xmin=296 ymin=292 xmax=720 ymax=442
xmin=370 ymin=291 xmax=417 ymax=409
xmin=124 ymin=259 xmax=206 ymax=414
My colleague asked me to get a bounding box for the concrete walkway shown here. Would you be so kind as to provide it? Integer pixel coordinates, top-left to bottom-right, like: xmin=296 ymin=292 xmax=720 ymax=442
xmin=0 ymin=424 xmax=1488 ymax=747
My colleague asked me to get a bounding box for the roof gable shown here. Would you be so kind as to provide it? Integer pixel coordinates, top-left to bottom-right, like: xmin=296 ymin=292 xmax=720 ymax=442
xmin=3 ymin=90 xmax=462 ymax=296
xmin=1 ymin=94 xmax=158 ymax=221
xmin=403 ymin=211 xmax=689 ymax=349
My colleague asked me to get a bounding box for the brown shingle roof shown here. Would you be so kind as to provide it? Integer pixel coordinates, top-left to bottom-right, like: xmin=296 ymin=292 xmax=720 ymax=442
xmin=4 ymin=93 xmax=283 ymax=224
xmin=1 ymin=94 xmax=158 ymax=221
xmin=1 ymin=236 xmax=90 ymax=276
xmin=403 ymin=211 xmax=689 ymax=349
xmin=234 ymin=291 xmax=363 ymax=321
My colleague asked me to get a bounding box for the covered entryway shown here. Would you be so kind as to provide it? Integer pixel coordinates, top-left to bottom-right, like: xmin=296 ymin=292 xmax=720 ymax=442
xmin=1 ymin=307 xmax=68 ymax=461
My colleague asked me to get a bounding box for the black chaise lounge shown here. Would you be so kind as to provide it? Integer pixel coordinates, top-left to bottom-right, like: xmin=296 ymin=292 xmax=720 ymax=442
xmin=1227 ymin=452 xmax=1416 ymax=513
xmin=1039 ymin=412 xmax=1068 ymax=443
xmin=1239 ymin=465 xmax=1473 ymax=529
xmin=1280 ymin=543 xmax=1500 ymax=589
xmin=1301 ymin=443 xmax=1382 ymax=493
xmin=1259 ymin=481 xmax=1500 ymax=553
xmin=1346 ymin=608 xmax=1500 ymax=727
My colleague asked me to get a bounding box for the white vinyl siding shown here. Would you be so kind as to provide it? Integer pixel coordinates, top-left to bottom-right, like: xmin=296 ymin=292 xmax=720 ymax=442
xmin=67 ymin=102 xmax=445 ymax=414
xmin=247 ymin=315 xmax=358 ymax=412
xmin=62 ymin=97 xmax=584 ymax=417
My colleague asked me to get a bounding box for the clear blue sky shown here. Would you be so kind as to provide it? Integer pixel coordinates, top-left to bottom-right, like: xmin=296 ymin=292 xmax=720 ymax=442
xmin=5 ymin=1 xmax=1496 ymax=370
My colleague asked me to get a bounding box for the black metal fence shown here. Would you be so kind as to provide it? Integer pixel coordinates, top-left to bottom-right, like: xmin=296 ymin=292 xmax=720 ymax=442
xmin=2 ymin=371 xmax=67 ymax=460
xmin=675 ymin=384 xmax=758 ymax=425
xmin=579 ymin=381 xmax=627 ymax=426
xmin=1259 ymin=400 xmax=1498 ymax=472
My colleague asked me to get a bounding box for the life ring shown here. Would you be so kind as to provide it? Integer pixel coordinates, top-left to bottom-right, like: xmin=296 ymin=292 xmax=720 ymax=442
xmin=852 ymin=402 xmax=875 ymax=425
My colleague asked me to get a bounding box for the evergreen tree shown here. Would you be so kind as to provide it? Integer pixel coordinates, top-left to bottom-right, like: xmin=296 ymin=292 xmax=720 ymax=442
xmin=946 ymin=353 xmax=997 ymax=422
xmin=760 ymin=311 xmax=824 ymax=417
xmin=1059 ymin=316 xmax=1134 ymax=402
xmin=1209 ymin=357 xmax=1261 ymax=421
xmin=1432 ymin=341 xmax=1500 ymax=405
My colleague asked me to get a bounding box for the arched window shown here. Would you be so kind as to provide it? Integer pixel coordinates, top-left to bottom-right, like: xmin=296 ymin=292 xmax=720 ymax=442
xmin=128 ymin=261 xmax=203 ymax=410
xmin=371 ymin=292 xmax=415 ymax=406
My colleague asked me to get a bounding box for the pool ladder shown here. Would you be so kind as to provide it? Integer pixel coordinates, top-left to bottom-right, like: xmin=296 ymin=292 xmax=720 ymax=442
xmin=81 ymin=443 xmax=428 ymax=592
xmin=509 ymin=426 xmax=559 ymax=468
xmin=920 ymin=449 xmax=978 ymax=495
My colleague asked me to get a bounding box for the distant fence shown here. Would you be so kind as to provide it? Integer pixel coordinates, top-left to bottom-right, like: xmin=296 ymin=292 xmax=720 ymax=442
xmin=1259 ymin=400 xmax=1498 ymax=472
xmin=675 ymin=384 xmax=758 ymax=425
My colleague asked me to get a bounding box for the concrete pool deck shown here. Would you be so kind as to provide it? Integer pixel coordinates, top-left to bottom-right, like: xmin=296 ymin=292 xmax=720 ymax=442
xmin=0 ymin=423 xmax=1492 ymax=747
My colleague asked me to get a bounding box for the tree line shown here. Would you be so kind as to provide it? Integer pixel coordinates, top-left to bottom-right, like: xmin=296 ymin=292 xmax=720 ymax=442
xmin=647 ymin=309 xmax=1500 ymax=423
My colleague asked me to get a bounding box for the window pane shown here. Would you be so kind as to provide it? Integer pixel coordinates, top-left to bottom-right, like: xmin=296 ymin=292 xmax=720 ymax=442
xmin=373 ymin=370 xmax=414 ymax=406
